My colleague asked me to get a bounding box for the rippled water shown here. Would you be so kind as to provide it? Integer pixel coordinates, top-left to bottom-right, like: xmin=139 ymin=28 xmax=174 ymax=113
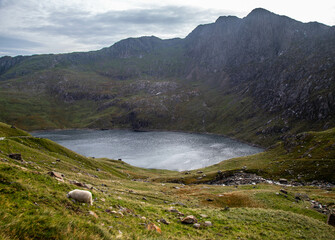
xmin=31 ymin=129 xmax=262 ymax=171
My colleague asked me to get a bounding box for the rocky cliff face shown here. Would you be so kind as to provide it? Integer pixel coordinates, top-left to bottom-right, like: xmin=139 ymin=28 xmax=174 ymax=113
xmin=0 ymin=8 xmax=334 ymax=145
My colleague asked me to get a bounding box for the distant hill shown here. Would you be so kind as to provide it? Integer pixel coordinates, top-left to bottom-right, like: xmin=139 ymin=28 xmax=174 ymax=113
xmin=1 ymin=8 xmax=334 ymax=147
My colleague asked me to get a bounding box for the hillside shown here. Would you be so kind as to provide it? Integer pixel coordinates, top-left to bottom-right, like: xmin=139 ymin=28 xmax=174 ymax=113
xmin=0 ymin=8 xmax=334 ymax=147
xmin=0 ymin=123 xmax=335 ymax=239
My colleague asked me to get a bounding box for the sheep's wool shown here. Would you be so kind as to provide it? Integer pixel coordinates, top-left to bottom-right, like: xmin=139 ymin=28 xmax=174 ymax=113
xmin=67 ymin=189 xmax=93 ymax=205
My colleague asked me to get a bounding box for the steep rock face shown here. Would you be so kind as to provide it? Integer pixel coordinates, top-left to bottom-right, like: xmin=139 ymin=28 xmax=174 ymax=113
xmin=0 ymin=8 xmax=334 ymax=145
xmin=183 ymin=8 xmax=335 ymax=120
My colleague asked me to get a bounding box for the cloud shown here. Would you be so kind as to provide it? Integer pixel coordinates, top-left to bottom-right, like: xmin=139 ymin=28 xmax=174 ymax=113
xmin=0 ymin=3 xmax=231 ymax=56
xmin=0 ymin=36 xmax=44 ymax=56
xmin=27 ymin=6 xmax=227 ymax=42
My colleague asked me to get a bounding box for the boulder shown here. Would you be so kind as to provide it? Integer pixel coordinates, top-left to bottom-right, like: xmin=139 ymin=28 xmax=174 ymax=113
xmin=181 ymin=215 xmax=197 ymax=224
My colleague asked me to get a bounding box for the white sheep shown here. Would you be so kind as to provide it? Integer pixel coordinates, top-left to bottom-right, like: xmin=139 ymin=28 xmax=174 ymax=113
xmin=67 ymin=189 xmax=93 ymax=205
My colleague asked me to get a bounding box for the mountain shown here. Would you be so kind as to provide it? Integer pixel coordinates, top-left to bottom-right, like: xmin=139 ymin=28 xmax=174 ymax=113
xmin=1 ymin=8 xmax=334 ymax=146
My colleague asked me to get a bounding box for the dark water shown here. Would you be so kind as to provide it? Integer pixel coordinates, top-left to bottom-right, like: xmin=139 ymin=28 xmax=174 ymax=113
xmin=31 ymin=129 xmax=262 ymax=171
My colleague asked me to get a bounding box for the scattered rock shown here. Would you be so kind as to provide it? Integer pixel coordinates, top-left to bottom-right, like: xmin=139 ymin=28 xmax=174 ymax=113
xmin=159 ymin=218 xmax=170 ymax=225
xmin=142 ymin=197 xmax=147 ymax=201
xmin=279 ymin=178 xmax=288 ymax=184
xmin=200 ymin=214 xmax=208 ymax=218
xmin=56 ymin=159 xmax=61 ymax=162
xmin=147 ymin=223 xmax=161 ymax=234
xmin=48 ymin=171 xmax=63 ymax=179
xmin=168 ymin=207 xmax=179 ymax=213
xmin=88 ymin=211 xmax=98 ymax=219
xmin=100 ymin=198 xmax=105 ymax=202
xmin=8 ymin=153 xmax=22 ymax=160
xmin=96 ymin=168 xmax=101 ymax=172
xmin=203 ymin=221 xmax=213 ymax=227
xmin=193 ymin=223 xmax=201 ymax=229
xmin=69 ymin=180 xmax=85 ymax=187
xmin=327 ymin=213 xmax=335 ymax=226
xmin=295 ymin=193 xmax=309 ymax=201
xmin=206 ymin=198 xmax=214 ymax=202
xmin=280 ymin=189 xmax=288 ymax=195
xmin=83 ymin=183 xmax=93 ymax=190
xmin=181 ymin=215 xmax=197 ymax=224
xmin=197 ymin=171 xmax=203 ymax=174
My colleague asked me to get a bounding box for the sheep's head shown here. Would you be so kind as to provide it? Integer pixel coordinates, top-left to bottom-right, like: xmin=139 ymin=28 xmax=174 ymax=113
xmin=66 ymin=191 xmax=72 ymax=198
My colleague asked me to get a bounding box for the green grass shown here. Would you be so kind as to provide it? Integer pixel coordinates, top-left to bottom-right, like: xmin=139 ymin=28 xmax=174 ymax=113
xmin=0 ymin=123 xmax=335 ymax=239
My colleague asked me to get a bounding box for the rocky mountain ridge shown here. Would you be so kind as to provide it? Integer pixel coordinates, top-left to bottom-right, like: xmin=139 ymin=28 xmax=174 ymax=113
xmin=0 ymin=8 xmax=334 ymax=146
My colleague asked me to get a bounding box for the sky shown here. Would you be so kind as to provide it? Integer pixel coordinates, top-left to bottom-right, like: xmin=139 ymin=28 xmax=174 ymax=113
xmin=1 ymin=0 xmax=335 ymax=57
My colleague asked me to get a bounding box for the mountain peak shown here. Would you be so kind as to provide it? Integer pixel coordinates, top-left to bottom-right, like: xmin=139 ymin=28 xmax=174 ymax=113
xmin=215 ymin=15 xmax=240 ymax=24
xmin=246 ymin=8 xmax=275 ymax=17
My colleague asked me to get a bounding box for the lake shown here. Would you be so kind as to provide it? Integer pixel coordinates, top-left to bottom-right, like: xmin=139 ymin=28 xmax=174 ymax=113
xmin=31 ymin=129 xmax=262 ymax=171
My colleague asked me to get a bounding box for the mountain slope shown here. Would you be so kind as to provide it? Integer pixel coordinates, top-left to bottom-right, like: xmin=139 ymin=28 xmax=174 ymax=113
xmin=0 ymin=122 xmax=335 ymax=239
xmin=0 ymin=8 xmax=334 ymax=147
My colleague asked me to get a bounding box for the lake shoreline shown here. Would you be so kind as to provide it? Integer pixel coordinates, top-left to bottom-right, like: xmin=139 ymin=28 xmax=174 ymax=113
xmin=30 ymin=127 xmax=264 ymax=149
xmin=31 ymin=128 xmax=263 ymax=171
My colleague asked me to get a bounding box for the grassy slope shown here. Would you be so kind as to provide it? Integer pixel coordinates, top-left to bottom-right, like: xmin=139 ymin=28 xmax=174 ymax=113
xmin=159 ymin=128 xmax=335 ymax=185
xmin=0 ymin=123 xmax=335 ymax=239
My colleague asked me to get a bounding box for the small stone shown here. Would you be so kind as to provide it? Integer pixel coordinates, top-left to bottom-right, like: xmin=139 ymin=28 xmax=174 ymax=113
xmin=8 ymin=153 xmax=22 ymax=161
xmin=48 ymin=171 xmax=63 ymax=179
xmin=203 ymin=221 xmax=212 ymax=227
xmin=89 ymin=211 xmax=98 ymax=219
xmin=142 ymin=197 xmax=147 ymax=201
xmin=206 ymin=198 xmax=214 ymax=202
xmin=197 ymin=171 xmax=203 ymax=174
xmin=147 ymin=223 xmax=161 ymax=234
xmin=168 ymin=207 xmax=179 ymax=213
xmin=193 ymin=223 xmax=201 ymax=229
xmin=96 ymin=168 xmax=101 ymax=171
xmin=280 ymin=189 xmax=288 ymax=195
xmin=181 ymin=215 xmax=197 ymax=224
xmin=279 ymin=178 xmax=288 ymax=184
xmin=56 ymin=159 xmax=61 ymax=162
xmin=100 ymin=198 xmax=106 ymax=202
xmin=159 ymin=218 xmax=170 ymax=225
xmin=141 ymin=216 xmax=146 ymax=220
xmin=200 ymin=214 xmax=208 ymax=218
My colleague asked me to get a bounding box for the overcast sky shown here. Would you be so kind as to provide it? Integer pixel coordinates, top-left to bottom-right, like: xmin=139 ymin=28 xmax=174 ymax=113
xmin=1 ymin=0 xmax=335 ymax=57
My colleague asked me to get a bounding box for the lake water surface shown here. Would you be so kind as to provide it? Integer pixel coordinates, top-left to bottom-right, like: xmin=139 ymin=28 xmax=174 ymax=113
xmin=32 ymin=129 xmax=262 ymax=171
